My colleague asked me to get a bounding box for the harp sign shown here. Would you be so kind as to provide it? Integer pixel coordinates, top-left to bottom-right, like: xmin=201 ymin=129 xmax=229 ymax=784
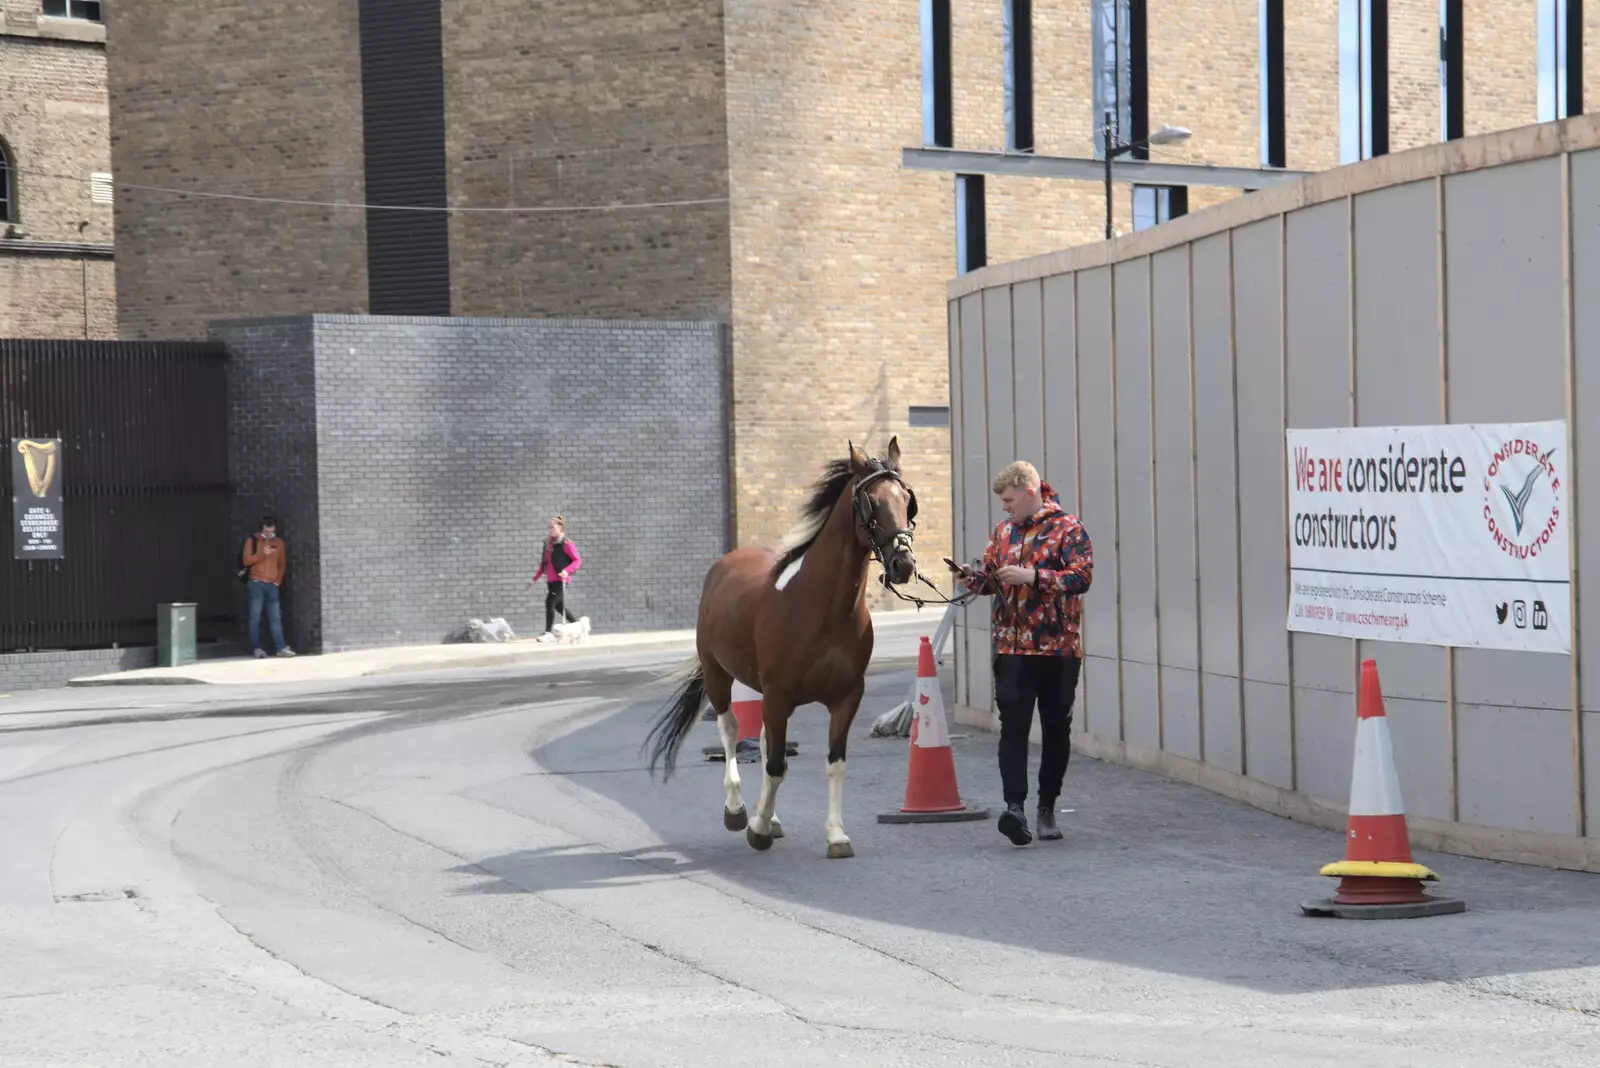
xmin=17 ymin=439 xmax=59 ymax=499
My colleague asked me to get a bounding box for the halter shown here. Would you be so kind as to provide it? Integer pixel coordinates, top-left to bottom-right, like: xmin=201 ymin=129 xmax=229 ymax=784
xmin=850 ymin=459 xmax=977 ymax=610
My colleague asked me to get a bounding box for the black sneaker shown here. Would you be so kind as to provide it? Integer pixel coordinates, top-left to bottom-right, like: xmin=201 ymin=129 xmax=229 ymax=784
xmin=997 ymin=803 xmax=1033 ymax=846
xmin=1036 ymin=804 xmax=1062 ymax=840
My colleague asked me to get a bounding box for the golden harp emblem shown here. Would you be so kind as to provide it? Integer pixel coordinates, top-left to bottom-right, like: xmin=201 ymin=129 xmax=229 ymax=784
xmin=16 ymin=440 xmax=59 ymax=499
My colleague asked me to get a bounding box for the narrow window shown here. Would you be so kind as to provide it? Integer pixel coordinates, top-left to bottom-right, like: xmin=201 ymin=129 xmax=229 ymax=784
xmin=1440 ymin=0 xmax=1464 ymax=140
xmin=1539 ymin=0 xmax=1584 ymax=122
xmin=0 ymin=139 xmax=13 ymax=224
xmin=1092 ymin=0 xmax=1134 ymax=158
xmin=908 ymin=405 xmax=952 ymax=428
xmin=1128 ymin=0 xmax=1149 ymax=159
xmin=1260 ymin=0 xmax=1286 ymax=166
xmin=1004 ymin=0 xmax=1035 ymax=152
xmin=1132 ymin=185 xmax=1188 ymax=231
xmin=41 ymin=0 xmax=102 ymax=20
xmin=922 ymin=0 xmax=954 ymax=148
xmin=1339 ymin=0 xmax=1389 ymax=163
xmin=956 ymin=174 xmax=987 ymax=275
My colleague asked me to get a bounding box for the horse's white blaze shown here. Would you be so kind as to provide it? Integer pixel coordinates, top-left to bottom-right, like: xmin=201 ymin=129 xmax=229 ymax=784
xmin=826 ymin=759 xmax=848 ymax=845
xmin=775 ymin=554 xmax=804 ymax=590
xmin=718 ymin=711 xmax=743 ymax=814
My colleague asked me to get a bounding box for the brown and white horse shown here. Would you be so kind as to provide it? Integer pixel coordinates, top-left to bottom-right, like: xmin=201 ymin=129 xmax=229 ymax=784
xmin=644 ymin=437 xmax=919 ymax=858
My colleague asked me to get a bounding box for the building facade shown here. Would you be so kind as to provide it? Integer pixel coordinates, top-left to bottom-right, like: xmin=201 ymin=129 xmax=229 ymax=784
xmin=101 ymin=1 xmax=1591 ymax=597
xmin=0 ymin=0 xmax=114 ymax=339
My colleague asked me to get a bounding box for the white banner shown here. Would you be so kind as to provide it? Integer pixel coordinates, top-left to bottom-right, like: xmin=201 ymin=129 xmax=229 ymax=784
xmin=1286 ymin=421 xmax=1571 ymax=654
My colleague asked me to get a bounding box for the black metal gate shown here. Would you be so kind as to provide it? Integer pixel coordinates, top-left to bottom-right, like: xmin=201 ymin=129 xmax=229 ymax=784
xmin=0 ymin=339 xmax=235 ymax=651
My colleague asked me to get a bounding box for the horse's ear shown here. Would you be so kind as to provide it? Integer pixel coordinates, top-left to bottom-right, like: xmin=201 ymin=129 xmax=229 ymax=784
xmin=885 ymin=435 xmax=902 ymax=472
xmin=848 ymin=440 xmax=871 ymax=473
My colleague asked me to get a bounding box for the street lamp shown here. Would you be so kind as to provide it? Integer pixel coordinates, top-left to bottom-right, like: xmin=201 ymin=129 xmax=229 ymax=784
xmin=1102 ymin=111 xmax=1192 ymax=240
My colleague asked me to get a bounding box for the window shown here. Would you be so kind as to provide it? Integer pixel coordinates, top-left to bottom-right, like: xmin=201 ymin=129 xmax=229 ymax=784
xmin=1093 ymin=0 xmax=1148 ymax=158
xmin=955 ymin=174 xmax=986 ymax=275
xmin=1260 ymin=0 xmax=1286 ymax=167
xmin=1538 ymin=0 xmax=1584 ymax=123
xmin=1339 ymin=0 xmax=1389 ymax=164
xmin=1440 ymin=0 xmax=1463 ymax=140
xmin=908 ymin=405 xmax=951 ymax=428
xmin=1004 ymin=0 xmax=1035 ymax=152
xmin=0 ymin=139 xmax=13 ymax=224
xmin=921 ymin=0 xmax=953 ymax=148
xmin=41 ymin=0 xmax=103 ymax=21
xmin=1132 ymin=185 xmax=1188 ymax=231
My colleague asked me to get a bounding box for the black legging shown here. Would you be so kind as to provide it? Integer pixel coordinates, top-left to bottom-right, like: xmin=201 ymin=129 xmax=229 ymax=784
xmin=545 ymin=581 xmax=578 ymax=632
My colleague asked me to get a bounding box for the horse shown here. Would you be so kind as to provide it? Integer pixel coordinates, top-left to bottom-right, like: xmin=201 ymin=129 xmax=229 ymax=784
xmin=644 ymin=437 xmax=920 ymax=859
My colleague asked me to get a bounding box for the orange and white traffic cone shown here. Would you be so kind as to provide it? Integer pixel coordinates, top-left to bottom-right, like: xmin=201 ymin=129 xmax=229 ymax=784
xmin=878 ymin=637 xmax=989 ymax=824
xmin=1301 ymin=659 xmax=1466 ymax=919
xmin=729 ymin=679 xmax=763 ymax=742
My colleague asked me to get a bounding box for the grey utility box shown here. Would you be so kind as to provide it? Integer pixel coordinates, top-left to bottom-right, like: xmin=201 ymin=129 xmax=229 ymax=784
xmin=156 ymin=602 xmax=197 ymax=667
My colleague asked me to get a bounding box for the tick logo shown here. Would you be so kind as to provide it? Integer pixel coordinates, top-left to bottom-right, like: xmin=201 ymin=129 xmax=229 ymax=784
xmin=1533 ymin=600 xmax=1549 ymax=631
xmin=1495 ymin=602 xmax=1509 ymax=625
xmin=1483 ymin=438 xmax=1562 ymax=562
xmin=1513 ymin=600 xmax=1528 ymax=629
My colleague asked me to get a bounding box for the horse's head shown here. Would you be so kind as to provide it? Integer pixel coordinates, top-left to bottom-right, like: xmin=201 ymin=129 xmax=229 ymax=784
xmin=848 ymin=436 xmax=918 ymax=585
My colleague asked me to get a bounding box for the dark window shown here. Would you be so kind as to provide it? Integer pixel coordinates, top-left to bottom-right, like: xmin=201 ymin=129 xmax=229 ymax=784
xmin=1260 ymin=0 xmax=1286 ymax=166
xmin=1004 ymin=0 xmax=1035 ymax=152
xmin=922 ymin=0 xmax=954 ymax=148
xmin=1339 ymin=0 xmax=1389 ymax=162
xmin=908 ymin=405 xmax=951 ymax=428
xmin=42 ymin=1 xmax=102 ymax=22
xmin=1132 ymin=185 xmax=1188 ymax=231
xmin=1440 ymin=0 xmax=1464 ymax=140
xmin=956 ymin=174 xmax=986 ymax=275
xmin=1539 ymin=0 xmax=1584 ymax=121
xmin=1092 ymin=0 xmax=1130 ymax=158
xmin=0 ymin=140 xmax=12 ymax=224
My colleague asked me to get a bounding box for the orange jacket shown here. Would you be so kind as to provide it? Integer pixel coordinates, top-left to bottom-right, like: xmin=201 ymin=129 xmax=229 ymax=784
xmin=242 ymin=534 xmax=287 ymax=585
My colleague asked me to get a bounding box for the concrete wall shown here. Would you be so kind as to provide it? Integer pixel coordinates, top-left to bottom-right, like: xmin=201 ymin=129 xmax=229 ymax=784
xmin=216 ymin=314 xmax=729 ymax=653
xmin=948 ymin=114 xmax=1600 ymax=874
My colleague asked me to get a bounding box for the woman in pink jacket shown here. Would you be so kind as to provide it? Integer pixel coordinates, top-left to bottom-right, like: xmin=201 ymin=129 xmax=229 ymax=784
xmin=530 ymin=515 xmax=584 ymax=641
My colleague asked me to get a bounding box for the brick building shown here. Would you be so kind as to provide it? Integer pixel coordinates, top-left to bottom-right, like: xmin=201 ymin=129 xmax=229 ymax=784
xmin=101 ymin=1 xmax=1588 ymax=599
xmin=0 ymin=0 xmax=114 ymax=338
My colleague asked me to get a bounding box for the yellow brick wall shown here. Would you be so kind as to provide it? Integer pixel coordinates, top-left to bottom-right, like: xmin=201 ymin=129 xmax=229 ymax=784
xmin=1390 ymin=0 xmax=1442 ymax=152
xmin=0 ymin=255 xmax=114 ymax=338
xmin=1464 ymin=0 xmax=1538 ymax=137
xmin=1285 ymin=0 xmax=1341 ymax=173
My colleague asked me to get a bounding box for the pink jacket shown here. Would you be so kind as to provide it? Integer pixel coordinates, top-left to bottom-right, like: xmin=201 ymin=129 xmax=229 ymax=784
xmin=533 ymin=537 xmax=582 ymax=583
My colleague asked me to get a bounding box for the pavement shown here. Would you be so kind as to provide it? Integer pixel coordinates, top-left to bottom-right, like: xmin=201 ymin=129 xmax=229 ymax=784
xmin=3 ymin=630 xmax=1600 ymax=1065
xmin=59 ymin=607 xmax=941 ymax=689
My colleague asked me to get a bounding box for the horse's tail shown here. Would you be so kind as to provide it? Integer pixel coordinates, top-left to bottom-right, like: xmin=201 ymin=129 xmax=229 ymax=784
xmin=643 ymin=653 xmax=707 ymax=782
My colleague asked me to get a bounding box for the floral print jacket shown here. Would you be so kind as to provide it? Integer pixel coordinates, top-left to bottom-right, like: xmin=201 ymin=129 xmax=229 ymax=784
xmin=962 ymin=484 xmax=1095 ymax=657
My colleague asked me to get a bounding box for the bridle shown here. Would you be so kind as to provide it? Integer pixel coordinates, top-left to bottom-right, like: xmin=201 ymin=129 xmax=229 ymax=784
xmin=850 ymin=459 xmax=980 ymax=610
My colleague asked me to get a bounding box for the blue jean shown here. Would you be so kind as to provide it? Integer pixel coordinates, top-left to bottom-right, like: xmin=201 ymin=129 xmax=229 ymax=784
xmin=247 ymin=579 xmax=288 ymax=651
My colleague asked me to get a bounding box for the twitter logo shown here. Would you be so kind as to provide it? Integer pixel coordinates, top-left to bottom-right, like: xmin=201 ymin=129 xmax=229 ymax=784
xmin=1496 ymin=602 xmax=1509 ymax=625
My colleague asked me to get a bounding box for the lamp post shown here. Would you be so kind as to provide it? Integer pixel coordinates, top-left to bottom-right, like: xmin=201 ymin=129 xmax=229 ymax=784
xmin=1102 ymin=111 xmax=1192 ymax=240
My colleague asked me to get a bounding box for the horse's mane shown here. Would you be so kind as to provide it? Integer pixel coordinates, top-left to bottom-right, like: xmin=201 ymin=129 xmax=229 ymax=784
xmin=769 ymin=457 xmax=856 ymax=580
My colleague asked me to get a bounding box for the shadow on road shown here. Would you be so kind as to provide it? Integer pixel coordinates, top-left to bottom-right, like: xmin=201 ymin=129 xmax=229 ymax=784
xmin=458 ymin=664 xmax=1600 ymax=998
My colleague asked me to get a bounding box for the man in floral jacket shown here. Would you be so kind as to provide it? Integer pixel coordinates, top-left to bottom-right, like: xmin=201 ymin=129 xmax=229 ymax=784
xmin=950 ymin=460 xmax=1094 ymax=846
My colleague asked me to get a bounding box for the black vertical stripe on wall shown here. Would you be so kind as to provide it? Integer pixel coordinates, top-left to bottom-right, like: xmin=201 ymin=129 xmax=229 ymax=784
xmin=1129 ymin=0 xmax=1149 ymax=160
xmin=1567 ymin=0 xmax=1585 ymax=117
xmin=1369 ymin=0 xmax=1390 ymax=157
xmin=358 ymin=0 xmax=451 ymax=316
xmin=1263 ymin=0 xmax=1286 ymax=167
xmin=1441 ymin=0 xmax=1463 ymax=140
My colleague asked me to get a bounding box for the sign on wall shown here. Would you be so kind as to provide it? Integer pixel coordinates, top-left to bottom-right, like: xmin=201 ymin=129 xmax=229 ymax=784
xmin=1286 ymin=421 xmax=1570 ymax=655
xmin=11 ymin=438 xmax=64 ymax=561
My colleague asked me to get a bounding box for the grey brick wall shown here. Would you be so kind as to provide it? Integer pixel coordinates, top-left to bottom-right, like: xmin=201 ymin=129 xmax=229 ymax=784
xmin=212 ymin=317 xmax=324 ymax=653
xmin=0 ymin=641 xmax=241 ymax=693
xmin=215 ymin=314 xmax=729 ymax=652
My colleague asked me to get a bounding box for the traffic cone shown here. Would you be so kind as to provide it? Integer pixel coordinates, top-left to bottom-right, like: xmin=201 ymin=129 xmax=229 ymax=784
xmin=1300 ymin=659 xmax=1466 ymax=919
xmin=729 ymin=679 xmax=763 ymax=742
xmin=878 ymin=637 xmax=989 ymax=824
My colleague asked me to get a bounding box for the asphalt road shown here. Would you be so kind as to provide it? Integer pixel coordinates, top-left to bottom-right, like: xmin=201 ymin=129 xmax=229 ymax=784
xmin=4 ymin=649 xmax=1600 ymax=1067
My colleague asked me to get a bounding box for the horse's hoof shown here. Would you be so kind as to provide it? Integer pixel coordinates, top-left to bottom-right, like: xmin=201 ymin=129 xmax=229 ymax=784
xmin=826 ymin=840 xmax=855 ymax=859
xmin=770 ymin=818 xmax=784 ymax=839
xmin=746 ymin=828 xmax=775 ymax=851
xmin=724 ymin=807 xmax=748 ymax=831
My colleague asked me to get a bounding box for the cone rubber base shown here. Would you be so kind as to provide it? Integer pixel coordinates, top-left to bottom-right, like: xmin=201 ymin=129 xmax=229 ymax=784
xmin=877 ymin=803 xmax=990 ymax=824
xmin=1300 ymin=894 xmax=1466 ymax=920
xmin=702 ymin=740 xmax=798 ymax=762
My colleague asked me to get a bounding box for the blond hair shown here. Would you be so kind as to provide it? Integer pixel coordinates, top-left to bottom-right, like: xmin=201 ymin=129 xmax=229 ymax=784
xmin=550 ymin=514 xmax=566 ymax=532
xmin=992 ymin=460 xmax=1041 ymax=494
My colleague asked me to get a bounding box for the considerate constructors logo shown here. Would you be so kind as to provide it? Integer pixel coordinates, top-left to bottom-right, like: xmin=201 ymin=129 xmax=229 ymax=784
xmin=1483 ymin=436 xmax=1561 ymax=561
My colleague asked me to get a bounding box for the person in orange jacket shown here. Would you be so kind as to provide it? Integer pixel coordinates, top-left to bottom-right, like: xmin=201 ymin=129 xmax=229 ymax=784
xmin=241 ymin=515 xmax=296 ymax=659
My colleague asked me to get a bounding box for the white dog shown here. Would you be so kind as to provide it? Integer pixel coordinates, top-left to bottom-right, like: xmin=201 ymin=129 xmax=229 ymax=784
xmin=467 ymin=616 xmax=517 ymax=643
xmin=550 ymin=615 xmax=591 ymax=644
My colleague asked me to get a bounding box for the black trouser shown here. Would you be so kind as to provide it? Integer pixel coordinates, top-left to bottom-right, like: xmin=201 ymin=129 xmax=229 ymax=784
xmin=545 ymin=581 xmax=578 ymax=631
xmin=994 ymin=653 xmax=1082 ymax=806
